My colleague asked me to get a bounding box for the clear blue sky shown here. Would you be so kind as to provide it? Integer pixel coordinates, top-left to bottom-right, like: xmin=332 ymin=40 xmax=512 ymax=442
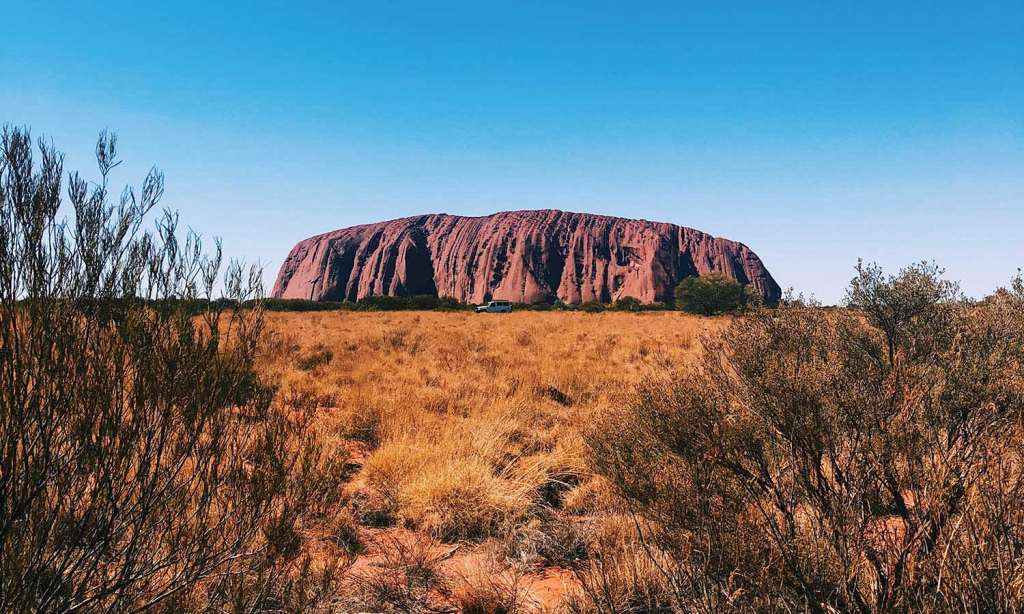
xmin=2 ymin=1 xmax=1021 ymax=302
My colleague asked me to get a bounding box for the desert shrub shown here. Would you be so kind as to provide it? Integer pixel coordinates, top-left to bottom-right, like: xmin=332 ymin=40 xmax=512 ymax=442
xmin=345 ymin=532 xmax=450 ymax=613
xmin=260 ymin=298 xmax=346 ymax=311
xmin=449 ymin=548 xmax=533 ymax=614
xmin=505 ymin=516 xmax=591 ymax=567
xmin=352 ymin=295 xmax=413 ymax=311
xmin=640 ymin=301 xmax=672 ymax=311
xmin=454 ymin=580 xmax=528 ymax=614
xmin=343 ymin=404 xmax=385 ymax=448
xmin=538 ymin=384 xmax=573 ymax=406
xmin=296 ymin=345 xmax=334 ymax=370
xmin=435 ymin=296 xmax=468 ymax=310
xmin=673 ymin=272 xmax=749 ymax=315
xmin=611 ymin=296 xmax=643 ymax=312
xmin=262 ymin=295 xmax=474 ymax=312
xmin=264 ymin=505 xmax=304 ymax=559
xmin=588 ymin=261 xmax=1024 ymax=612
xmin=288 ymin=431 xmax=351 ymax=520
xmin=372 ymin=327 xmax=425 ymax=353
xmin=350 ymin=489 xmax=399 ymax=528
xmin=331 ymin=510 xmax=365 ymax=555
xmin=196 ymin=552 xmax=346 ymax=614
xmin=566 ymin=541 xmax=677 ymax=614
xmin=0 ymin=128 xmax=319 ymax=611
xmin=580 ymin=300 xmax=606 ymax=313
xmin=561 ymin=477 xmax=618 ymax=516
xmin=407 ymin=294 xmax=440 ymax=310
xmin=350 ymin=294 xmax=471 ymax=311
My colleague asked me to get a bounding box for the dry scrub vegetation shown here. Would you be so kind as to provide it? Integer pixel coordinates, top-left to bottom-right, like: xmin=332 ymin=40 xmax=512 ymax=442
xmin=5 ymin=128 xmax=1024 ymax=613
xmin=587 ymin=265 xmax=1024 ymax=613
xmin=0 ymin=128 xmax=338 ymax=612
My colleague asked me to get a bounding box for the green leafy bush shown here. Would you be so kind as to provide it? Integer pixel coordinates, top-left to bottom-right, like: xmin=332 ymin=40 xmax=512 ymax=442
xmin=611 ymin=296 xmax=643 ymax=311
xmin=673 ymin=273 xmax=749 ymax=315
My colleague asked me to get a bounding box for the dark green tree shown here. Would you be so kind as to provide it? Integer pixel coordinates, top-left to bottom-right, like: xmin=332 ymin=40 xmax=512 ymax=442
xmin=673 ymin=273 xmax=748 ymax=315
xmin=611 ymin=296 xmax=643 ymax=312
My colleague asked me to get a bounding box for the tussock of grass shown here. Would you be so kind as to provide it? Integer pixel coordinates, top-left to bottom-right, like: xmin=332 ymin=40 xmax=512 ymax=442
xmin=357 ymin=420 xmax=542 ymax=540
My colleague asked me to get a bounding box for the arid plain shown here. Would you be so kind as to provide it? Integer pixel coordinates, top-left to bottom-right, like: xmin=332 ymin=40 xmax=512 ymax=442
xmin=258 ymin=310 xmax=721 ymax=610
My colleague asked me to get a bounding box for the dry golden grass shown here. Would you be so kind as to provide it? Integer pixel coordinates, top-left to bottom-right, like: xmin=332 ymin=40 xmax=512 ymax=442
xmin=257 ymin=310 xmax=719 ymax=606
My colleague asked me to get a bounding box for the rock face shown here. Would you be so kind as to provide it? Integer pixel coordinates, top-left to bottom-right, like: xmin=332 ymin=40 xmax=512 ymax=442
xmin=272 ymin=210 xmax=781 ymax=305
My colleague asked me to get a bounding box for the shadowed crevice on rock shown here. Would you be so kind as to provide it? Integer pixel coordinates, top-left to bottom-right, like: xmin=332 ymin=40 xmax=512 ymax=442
xmin=399 ymin=227 xmax=438 ymax=297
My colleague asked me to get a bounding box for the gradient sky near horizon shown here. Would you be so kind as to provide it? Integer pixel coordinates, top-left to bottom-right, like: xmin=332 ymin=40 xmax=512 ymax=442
xmin=2 ymin=1 xmax=1021 ymax=303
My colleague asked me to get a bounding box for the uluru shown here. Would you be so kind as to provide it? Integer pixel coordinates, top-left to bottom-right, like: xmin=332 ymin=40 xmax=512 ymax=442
xmin=272 ymin=209 xmax=781 ymax=305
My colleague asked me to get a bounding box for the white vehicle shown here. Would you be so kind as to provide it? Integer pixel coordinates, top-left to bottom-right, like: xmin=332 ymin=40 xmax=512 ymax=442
xmin=475 ymin=300 xmax=512 ymax=313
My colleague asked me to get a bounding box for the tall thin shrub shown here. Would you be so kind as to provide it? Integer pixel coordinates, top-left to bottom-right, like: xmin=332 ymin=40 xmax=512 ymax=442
xmin=0 ymin=127 xmax=295 ymax=612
